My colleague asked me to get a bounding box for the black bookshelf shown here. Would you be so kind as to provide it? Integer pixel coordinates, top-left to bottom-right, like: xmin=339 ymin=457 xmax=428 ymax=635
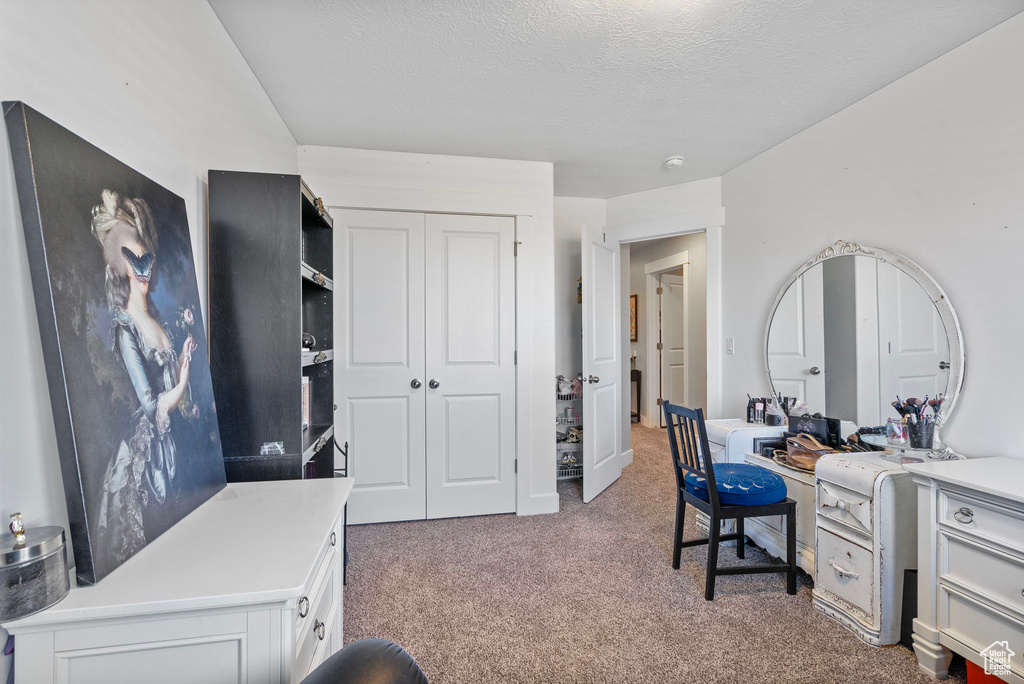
xmin=209 ymin=170 xmax=335 ymax=482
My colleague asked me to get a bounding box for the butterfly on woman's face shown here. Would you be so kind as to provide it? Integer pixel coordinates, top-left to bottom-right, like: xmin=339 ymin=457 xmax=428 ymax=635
xmin=121 ymin=246 xmax=155 ymax=283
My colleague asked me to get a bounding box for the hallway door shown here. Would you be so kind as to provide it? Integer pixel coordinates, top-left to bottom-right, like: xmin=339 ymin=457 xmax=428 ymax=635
xmin=659 ymin=272 xmax=688 ymax=426
xmin=581 ymin=225 xmax=622 ymax=503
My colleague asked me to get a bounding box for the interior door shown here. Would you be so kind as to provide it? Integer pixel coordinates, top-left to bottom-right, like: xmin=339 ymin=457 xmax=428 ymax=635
xmin=767 ymin=265 xmax=826 ymax=412
xmin=336 ymin=210 xmax=426 ymax=524
xmin=659 ymin=272 xmax=688 ymax=426
xmin=424 ymin=213 xmax=516 ymax=518
xmin=581 ymin=225 xmax=622 ymax=503
xmin=877 ymin=261 xmax=950 ymax=416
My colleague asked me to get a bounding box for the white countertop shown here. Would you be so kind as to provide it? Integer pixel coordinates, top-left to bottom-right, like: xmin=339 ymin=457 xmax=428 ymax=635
xmin=903 ymin=457 xmax=1023 ymax=506
xmin=4 ymin=478 xmax=353 ymax=630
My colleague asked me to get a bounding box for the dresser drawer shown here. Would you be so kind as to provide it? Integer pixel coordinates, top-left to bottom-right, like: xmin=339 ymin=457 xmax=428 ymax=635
xmin=295 ymin=549 xmax=338 ymax=676
xmin=305 ymin=596 xmax=341 ymax=679
xmin=942 ymin=532 xmax=1024 ymax=618
xmin=295 ymin=526 xmax=341 ymax=636
xmin=941 ymin=490 xmax=1024 ymax=553
xmin=941 ymin=586 xmax=1024 ymax=679
xmin=817 ymin=479 xmax=873 ymax=538
xmin=816 ymin=528 xmax=874 ymax=617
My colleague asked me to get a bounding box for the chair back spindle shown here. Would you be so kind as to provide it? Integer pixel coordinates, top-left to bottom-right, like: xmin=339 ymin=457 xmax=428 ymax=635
xmin=664 ymin=403 xmax=720 ymax=508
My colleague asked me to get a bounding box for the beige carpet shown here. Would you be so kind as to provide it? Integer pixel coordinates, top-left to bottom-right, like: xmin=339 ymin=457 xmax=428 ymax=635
xmin=344 ymin=424 xmax=965 ymax=683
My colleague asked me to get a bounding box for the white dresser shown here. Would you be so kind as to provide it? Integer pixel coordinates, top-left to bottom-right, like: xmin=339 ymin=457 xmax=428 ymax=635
xmin=905 ymin=457 xmax=1024 ymax=682
xmin=812 ymin=453 xmax=917 ymax=646
xmin=3 ymin=478 xmax=352 ymax=684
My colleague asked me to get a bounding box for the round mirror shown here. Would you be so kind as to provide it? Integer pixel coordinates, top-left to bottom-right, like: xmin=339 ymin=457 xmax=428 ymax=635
xmin=765 ymin=241 xmax=964 ymax=434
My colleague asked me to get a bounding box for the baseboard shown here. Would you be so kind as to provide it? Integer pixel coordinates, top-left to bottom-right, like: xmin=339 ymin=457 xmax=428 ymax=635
xmin=621 ymin=448 xmax=634 ymax=467
xmin=517 ymin=492 xmax=559 ymax=516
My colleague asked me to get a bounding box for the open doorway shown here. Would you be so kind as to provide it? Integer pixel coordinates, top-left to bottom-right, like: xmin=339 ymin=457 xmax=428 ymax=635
xmin=626 ymin=233 xmax=708 ymax=427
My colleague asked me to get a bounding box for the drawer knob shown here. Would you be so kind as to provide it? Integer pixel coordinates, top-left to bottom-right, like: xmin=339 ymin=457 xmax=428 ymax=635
xmin=837 ymin=500 xmax=848 ymax=511
xmin=298 ymin=596 xmax=310 ymax=618
xmin=828 ymin=558 xmax=860 ymax=580
xmin=953 ymin=507 xmax=974 ymax=525
xmin=314 ymin=619 xmax=326 ymax=641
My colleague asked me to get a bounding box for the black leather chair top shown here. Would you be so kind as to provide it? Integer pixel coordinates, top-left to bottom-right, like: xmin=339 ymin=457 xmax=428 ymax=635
xmin=301 ymin=638 xmax=428 ymax=684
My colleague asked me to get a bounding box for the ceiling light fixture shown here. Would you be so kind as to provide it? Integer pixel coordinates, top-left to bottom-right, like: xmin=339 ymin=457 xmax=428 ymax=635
xmin=664 ymin=155 xmax=685 ymax=170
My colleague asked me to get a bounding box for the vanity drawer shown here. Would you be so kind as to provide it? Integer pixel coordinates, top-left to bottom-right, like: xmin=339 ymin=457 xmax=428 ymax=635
xmin=940 ymin=586 xmax=1024 ymax=679
xmin=817 ymin=479 xmax=873 ymax=538
xmin=942 ymin=532 xmax=1024 ymax=618
xmin=816 ymin=528 xmax=874 ymax=617
xmin=941 ymin=490 xmax=1024 ymax=553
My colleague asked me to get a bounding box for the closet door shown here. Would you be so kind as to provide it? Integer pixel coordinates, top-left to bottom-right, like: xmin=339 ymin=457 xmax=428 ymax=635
xmin=424 ymin=214 xmax=516 ymax=518
xmin=336 ymin=210 xmax=426 ymax=524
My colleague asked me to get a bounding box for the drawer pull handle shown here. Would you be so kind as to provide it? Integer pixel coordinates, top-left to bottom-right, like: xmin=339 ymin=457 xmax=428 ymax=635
xmin=953 ymin=507 xmax=974 ymax=524
xmin=836 ymin=499 xmax=848 ymax=512
xmin=828 ymin=558 xmax=859 ymax=580
xmin=330 ymin=531 xmax=337 ymax=547
xmin=314 ymin=619 xmax=326 ymax=641
xmin=298 ymin=596 xmax=310 ymax=618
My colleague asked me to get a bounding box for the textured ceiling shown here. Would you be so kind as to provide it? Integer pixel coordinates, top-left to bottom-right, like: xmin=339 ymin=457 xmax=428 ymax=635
xmin=209 ymin=1 xmax=1023 ymax=198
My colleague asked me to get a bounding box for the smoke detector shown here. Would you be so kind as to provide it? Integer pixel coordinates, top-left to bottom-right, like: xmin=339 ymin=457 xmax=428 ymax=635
xmin=664 ymin=155 xmax=685 ymax=170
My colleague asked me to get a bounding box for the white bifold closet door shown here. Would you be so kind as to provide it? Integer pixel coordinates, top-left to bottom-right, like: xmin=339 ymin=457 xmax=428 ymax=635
xmin=337 ymin=210 xmax=516 ymax=524
xmin=424 ymin=214 xmax=516 ymax=518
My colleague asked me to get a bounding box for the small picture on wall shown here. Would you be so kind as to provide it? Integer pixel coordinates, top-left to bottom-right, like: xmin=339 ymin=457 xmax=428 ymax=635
xmin=629 ymin=294 xmax=638 ymax=342
xmin=4 ymin=102 xmax=227 ymax=585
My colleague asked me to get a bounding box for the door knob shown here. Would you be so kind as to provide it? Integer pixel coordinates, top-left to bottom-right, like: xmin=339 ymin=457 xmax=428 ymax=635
xmin=429 ymin=379 xmax=440 ymax=389
xmin=809 ymin=367 xmax=821 ymax=376
xmin=939 ymin=361 xmax=950 ymax=370
xmin=410 ymin=379 xmax=422 ymax=389
xmin=588 ymin=375 xmax=600 ymax=384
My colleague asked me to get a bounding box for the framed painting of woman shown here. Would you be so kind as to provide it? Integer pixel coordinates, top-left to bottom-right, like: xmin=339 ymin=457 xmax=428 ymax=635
xmin=4 ymin=102 xmax=226 ymax=585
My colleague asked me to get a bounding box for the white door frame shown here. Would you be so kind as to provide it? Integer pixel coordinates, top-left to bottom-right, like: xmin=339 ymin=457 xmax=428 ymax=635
xmin=606 ymin=207 xmax=724 ymax=421
xmin=642 ymin=252 xmax=689 ymax=427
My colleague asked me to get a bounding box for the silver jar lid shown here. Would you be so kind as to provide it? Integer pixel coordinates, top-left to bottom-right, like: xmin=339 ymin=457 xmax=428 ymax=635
xmin=0 ymin=525 xmax=66 ymax=567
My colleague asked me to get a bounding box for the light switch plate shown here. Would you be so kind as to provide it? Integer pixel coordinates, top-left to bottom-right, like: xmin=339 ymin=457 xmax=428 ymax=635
xmin=726 ymin=338 xmax=735 ymax=355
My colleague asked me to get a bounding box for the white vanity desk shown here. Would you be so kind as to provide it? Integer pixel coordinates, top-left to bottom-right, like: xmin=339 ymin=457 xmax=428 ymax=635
xmin=905 ymin=457 xmax=1024 ymax=682
xmin=3 ymin=478 xmax=353 ymax=684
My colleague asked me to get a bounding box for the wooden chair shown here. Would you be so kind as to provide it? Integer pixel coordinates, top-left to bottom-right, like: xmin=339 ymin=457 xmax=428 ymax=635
xmin=664 ymin=402 xmax=797 ymax=600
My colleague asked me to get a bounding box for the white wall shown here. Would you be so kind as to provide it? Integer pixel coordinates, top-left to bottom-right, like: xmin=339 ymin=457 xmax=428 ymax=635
xmin=298 ymin=145 xmax=558 ymax=515
xmin=628 ymin=233 xmax=708 ymax=418
xmin=553 ymin=197 xmax=607 ymax=377
xmin=721 ymin=12 xmax=1024 ymax=459
xmin=605 ymin=178 xmax=724 ymax=454
xmin=0 ymin=1 xmax=297 ymax=675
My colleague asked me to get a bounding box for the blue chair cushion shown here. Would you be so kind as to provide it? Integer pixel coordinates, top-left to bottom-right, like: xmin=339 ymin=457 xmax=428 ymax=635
xmin=684 ymin=463 xmax=787 ymax=506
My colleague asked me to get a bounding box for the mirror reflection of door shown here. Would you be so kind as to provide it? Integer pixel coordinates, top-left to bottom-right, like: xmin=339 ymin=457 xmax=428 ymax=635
xmin=876 ymin=261 xmax=950 ymax=422
xmin=767 ymin=266 xmax=826 ymax=411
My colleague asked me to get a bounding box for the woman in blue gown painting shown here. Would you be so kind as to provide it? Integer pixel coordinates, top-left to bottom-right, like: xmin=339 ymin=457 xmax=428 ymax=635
xmin=90 ymin=190 xmax=198 ymax=564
